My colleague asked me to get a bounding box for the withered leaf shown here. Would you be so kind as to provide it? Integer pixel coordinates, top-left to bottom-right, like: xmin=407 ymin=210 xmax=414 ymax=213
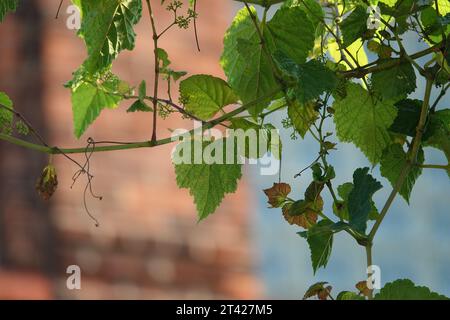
xmin=282 ymin=201 xmax=318 ymax=229
xmin=356 ymin=280 xmax=371 ymax=297
xmin=263 ymin=182 xmax=291 ymax=208
xmin=303 ymin=282 xmax=332 ymax=300
xmin=36 ymin=164 xmax=58 ymax=201
xmin=318 ymin=286 xmax=333 ymax=300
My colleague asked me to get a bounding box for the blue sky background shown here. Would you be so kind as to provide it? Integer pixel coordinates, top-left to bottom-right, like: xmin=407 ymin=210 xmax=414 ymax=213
xmin=232 ymin=5 xmax=450 ymax=298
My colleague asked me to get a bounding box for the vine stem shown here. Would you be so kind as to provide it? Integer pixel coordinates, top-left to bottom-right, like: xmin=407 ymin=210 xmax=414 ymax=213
xmin=419 ymin=164 xmax=450 ymax=170
xmin=365 ymin=244 xmax=373 ymax=299
xmin=145 ymin=0 xmax=160 ymax=143
xmin=0 ymin=91 xmax=279 ymax=155
xmin=341 ymin=43 xmax=442 ymax=79
xmin=368 ymin=79 xmax=434 ymax=243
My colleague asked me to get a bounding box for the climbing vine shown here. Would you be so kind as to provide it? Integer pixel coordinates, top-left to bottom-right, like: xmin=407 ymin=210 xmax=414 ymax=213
xmin=0 ymin=0 xmax=449 ymax=300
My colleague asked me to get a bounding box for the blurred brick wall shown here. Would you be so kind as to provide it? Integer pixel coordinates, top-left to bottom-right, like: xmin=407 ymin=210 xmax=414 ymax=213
xmin=0 ymin=0 xmax=262 ymax=299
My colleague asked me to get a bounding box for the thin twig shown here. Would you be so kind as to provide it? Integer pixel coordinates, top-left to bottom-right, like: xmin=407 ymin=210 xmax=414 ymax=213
xmin=145 ymin=0 xmax=160 ymax=143
xmin=193 ymin=0 xmax=201 ymax=51
xmin=55 ymin=0 xmax=64 ymax=19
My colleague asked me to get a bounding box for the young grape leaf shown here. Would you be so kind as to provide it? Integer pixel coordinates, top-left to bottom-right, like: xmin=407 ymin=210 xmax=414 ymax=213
xmin=333 ymin=83 xmax=397 ymax=164
xmin=0 ymin=0 xmax=18 ymax=22
xmin=76 ymin=0 xmax=143 ymax=73
xmin=0 ymin=92 xmax=13 ymax=134
xmin=348 ymin=168 xmax=382 ymax=234
xmin=156 ymin=48 xmax=171 ymax=68
xmin=138 ymin=80 xmax=147 ymax=101
xmin=375 ymin=279 xmax=449 ymax=300
xmin=380 ymin=144 xmax=424 ymax=203
xmin=126 ymin=100 xmax=152 ymax=113
xmin=221 ymin=7 xmax=280 ymax=118
xmin=287 ymin=100 xmax=318 ymax=138
xmin=299 ymin=219 xmax=334 ymax=274
xmin=0 ymin=92 xmax=12 ymax=108
xmin=180 ymin=75 xmax=238 ymax=120
xmin=70 ymin=73 xmax=123 ymax=138
xmin=173 ymin=138 xmax=242 ymax=220
xmin=372 ymin=62 xmax=417 ymax=101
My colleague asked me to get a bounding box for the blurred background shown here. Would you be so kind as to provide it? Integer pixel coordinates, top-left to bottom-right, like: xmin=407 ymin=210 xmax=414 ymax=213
xmin=0 ymin=0 xmax=449 ymax=299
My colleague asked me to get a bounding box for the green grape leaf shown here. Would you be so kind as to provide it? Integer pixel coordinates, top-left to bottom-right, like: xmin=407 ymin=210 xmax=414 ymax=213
xmin=126 ymin=100 xmax=152 ymax=113
xmin=379 ymin=0 xmax=421 ymax=34
xmin=221 ymin=7 xmax=280 ymax=118
xmin=0 ymin=91 xmax=14 ymax=135
xmin=180 ymin=75 xmax=238 ymax=120
xmin=348 ymin=167 xmax=382 ymax=234
xmin=266 ymin=6 xmax=315 ymax=64
xmin=138 ymin=80 xmax=147 ymax=101
xmin=423 ymin=109 xmax=450 ymax=176
xmin=294 ymin=60 xmax=337 ymax=103
xmin=336 ymin=291 xmax=366 ymax=300
xmin=340 ymin=5 xmax=369 ymax=47
xmin=371 ymin=62 xmax=417 ymax=101
xmin=283 ymin=0 xmax=324 ymax=28
xmin=444 ymin=37 xmax=450 ymax=66
xmin=0 ymin=0 xmax=18 ymax=22
xmin=375 ymin=279 xmax=449 ymax=300
xmin=229 ymin=117 xmax=261 ymax=131
xmin=333 ymin=182 xmax=379 ymax=221
xmin=380 ymin=144 xmax=424 ymax=203
xmin=230 ymin=119 xmax=282 ymax=159
xmin=299 ymin=219 xmax=334 ymax=274
xmin=389 ymin=99 xmax=422 ymax=137
xmin=378 ymin=0 xmax=397 ymax=6
xmin=70 ymin=73 xmax=123 ymax=138
xmin=77 ymin=0 xmax=142 ymax=73
xmin=379 ymin=0 xmax=398 ymax=7
xmin=156 ymin=48 xmax=171 ymax=68
xmin=0 ymin=92 xmax=12 ymax=108
xmin=287 ymin=100 xmax=318 ymax=138
xmin=328 ymin=38 xmax=369 ymax=70
xmin=421 ymin=2 xmax=450 ymax=43
xmin=233 ymin=0 xmax=284 ymax=7
xmin=333 ymin=83 xmax=397 ymax=164
xmin=173 ymin=138 xmax=242 ymax=220
xmin=273 ymin=51 xmax=337 ymax=103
